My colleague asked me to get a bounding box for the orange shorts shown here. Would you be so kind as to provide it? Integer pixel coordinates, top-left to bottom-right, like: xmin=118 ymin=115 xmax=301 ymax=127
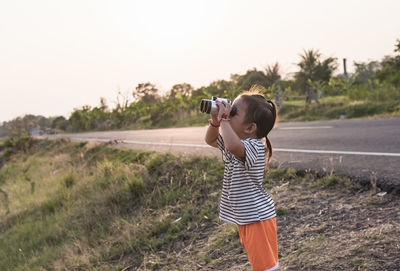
xmin=238 ymin=218 xmax=279 ymax=271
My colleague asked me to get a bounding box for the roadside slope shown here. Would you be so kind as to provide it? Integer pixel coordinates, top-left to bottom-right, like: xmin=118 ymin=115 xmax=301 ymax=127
xmin=47 ymin=117 xmax=400 ymax=193
xmin=0 ymin=138 xmax=399 ymax=270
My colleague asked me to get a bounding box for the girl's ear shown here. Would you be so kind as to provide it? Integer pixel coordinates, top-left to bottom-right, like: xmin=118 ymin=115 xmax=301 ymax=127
xmin=245 ymin=122 xmax=257 ymax=135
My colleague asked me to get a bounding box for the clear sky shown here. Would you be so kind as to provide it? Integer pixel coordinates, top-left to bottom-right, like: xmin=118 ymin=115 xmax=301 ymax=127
xmin=1 ymin=0 xmax=399 ymax=123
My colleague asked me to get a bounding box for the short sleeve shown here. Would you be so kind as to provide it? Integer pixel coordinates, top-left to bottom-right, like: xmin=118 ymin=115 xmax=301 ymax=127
xmin=216 ymin=134 xmax=225 ymax=152
xmin=241 ymin=138 xmax=265 ymax=170
xmin=217 ymin=134 xmax=233 ymax=161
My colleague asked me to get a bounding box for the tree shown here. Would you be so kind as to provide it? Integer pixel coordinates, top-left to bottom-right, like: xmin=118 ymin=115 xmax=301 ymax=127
xmin=166 ymin=83 xmax=194 ymax=119
xmin=353 ymin=61 xmax=380 ymax=89
xmin=395 ymin=38 xmax=400 ymax=54
xmin=8 ymin=117 xmax=29 ymax=137
xmin=168 ymin=83 xmax=194 ymax=100
xmin=375 ymin=38 xmax=400 ymax=86
xmin=294 ymin=49 xmax=337 ymax=103
xmin=264 ymin=62 xmax=282 ymax=87
xmin=133 ymin=82 xmax=160 ymax=103
xmin=68 ymin=106 xmax=93 ymax=131
xmin=237 ymin=69 xmax=269 ymax=90
xmin=99 ymin=97 xmax=108 ymax=112
xmin=51 ymin=116 xmax=68 ymax=130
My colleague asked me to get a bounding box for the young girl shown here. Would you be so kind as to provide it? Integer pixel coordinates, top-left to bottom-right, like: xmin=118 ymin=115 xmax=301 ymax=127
xmin=204 ymin=87 xmax=278 ymax=271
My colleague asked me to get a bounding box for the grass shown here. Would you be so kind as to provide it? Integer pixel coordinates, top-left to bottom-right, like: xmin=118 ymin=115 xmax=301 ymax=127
xmin=278 ymin=95 xmax=400 ymax=122
xmin=0 ymin=137 xmax=399 ymax=270
xmin=0 ymin=138 xmax=224 ymax=270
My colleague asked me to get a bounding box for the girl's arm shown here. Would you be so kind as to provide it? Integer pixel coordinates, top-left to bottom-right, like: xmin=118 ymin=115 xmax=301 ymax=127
xmin=220 ymin=120 xmax=245 ymax=159
xmin=204 ymin=115 xmax=219 ymax=148
xmin=216 ymin=100 xmax=245 ymax=159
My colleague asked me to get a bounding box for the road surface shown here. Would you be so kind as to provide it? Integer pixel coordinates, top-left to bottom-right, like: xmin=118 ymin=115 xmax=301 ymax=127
xmin=48 ymin=118 xmax=400 ymax=193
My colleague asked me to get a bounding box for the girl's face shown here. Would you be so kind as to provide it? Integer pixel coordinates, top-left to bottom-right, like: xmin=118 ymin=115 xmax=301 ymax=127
xmin=230 ymin=97 xmax=256 ymax=139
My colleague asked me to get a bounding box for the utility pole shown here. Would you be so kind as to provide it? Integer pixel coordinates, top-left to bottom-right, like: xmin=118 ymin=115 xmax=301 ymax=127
xmin=343 ymin=58 xmax=348 ymax=78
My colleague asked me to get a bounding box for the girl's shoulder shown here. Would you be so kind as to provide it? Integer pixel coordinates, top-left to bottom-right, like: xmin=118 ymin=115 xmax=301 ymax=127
xmin=241 ymin=137 xmax=266 ymax=150
xmin=242 ymin=137 xmax=263 ymax=144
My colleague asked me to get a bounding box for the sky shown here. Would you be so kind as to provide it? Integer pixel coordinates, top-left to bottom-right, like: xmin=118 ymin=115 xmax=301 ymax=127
xmin=1 ymin=0 xmax=399 ymax=123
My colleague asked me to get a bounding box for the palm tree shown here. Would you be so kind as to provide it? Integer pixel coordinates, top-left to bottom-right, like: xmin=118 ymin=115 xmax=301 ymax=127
xmin=295 ymin=49 xmax=337 ymax=103
xmin=264 ymin=62 xmax=281 ymax=87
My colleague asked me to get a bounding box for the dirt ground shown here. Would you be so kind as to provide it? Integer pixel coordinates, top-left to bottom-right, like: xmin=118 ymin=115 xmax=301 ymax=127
xmin=185 ymin=177 xmax=400 ymax=271
xmin=273 ymin=183 xmax=400 ymax=270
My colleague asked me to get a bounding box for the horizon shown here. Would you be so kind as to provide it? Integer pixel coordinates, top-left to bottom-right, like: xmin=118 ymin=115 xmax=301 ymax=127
xmin=1 ymin=0 xmax=400 ymax=123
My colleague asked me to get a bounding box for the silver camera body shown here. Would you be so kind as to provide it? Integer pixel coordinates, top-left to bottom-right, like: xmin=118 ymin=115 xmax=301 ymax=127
xmin=200 ymin=96 xmax=237 ymax=116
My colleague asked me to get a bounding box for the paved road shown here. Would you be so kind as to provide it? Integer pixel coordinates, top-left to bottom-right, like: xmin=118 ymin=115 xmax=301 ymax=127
xmin=49 ymin=118 xmax=400 ymax=193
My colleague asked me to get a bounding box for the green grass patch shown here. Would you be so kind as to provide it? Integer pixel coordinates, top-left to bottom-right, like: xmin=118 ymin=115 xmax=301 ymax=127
xmin=315 ymin=175 xmax=358 ymax=191
xmin=278 ymin=95 xmax=400 ymax=122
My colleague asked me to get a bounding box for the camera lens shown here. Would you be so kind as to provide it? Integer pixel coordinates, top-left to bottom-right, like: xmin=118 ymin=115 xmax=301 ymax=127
xmin=200 ymin=99 xmax=211 ymax=114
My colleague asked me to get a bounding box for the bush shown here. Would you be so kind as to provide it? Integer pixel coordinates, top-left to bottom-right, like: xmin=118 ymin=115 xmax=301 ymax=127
xmin=127 ymin=174 xmax=145 ymax=197
xmin=317 ymin=175 xmax=357 ymax=191
xmin=150 ymin=106 xmax=174 ymax=125
xmin=345 ymin=101 xmax=398 ymax=118
xmin=1 ymin=136 xmax=37 ymax=161
xmin=348 ymin=84 xmax=400 ymax=102
xmin=145 ymin=153 xmax=176 ymax=178
xmin=63 ymin=172 xmax=76 ymax=188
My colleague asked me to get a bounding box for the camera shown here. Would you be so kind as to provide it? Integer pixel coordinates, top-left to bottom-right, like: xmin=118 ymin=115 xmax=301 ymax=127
xmin=200 ymin=96 xmax=237 ymax=116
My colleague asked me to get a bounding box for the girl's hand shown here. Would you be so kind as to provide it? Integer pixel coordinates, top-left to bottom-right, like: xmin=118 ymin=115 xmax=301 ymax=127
xmin=210 ymin=113 xmax=220 ymax=127
xmin=215 ymin=100 xmax=232 ymax=122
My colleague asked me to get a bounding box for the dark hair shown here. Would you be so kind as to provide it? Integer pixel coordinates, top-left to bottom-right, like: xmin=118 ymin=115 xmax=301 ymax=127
xmin=239 ymin=86 xmax=278 ymax=163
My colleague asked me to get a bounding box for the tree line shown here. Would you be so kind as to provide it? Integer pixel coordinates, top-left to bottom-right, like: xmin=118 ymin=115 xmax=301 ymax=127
xmin=1 ymin=39 xmax=399 ymax=137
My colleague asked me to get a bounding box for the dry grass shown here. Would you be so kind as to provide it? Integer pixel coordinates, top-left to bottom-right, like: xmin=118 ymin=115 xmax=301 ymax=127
xmin=273 ymin=178 xmax=400 ymax=271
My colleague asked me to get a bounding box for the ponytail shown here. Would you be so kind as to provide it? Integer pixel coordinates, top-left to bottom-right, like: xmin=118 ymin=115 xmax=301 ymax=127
xmin=265 ymin=136 xmax=273 ymax=163
xmin=265 ymin=100 xmax=277 ymax=163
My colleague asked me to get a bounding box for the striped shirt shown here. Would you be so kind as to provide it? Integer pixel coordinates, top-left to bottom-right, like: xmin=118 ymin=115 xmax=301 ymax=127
xmin=216 ymin=134 xmax=276 ymax=225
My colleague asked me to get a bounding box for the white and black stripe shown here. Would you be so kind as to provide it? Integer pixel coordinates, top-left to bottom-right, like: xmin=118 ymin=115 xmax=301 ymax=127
xmin=216 ymin=135 xmax=276 ymax=225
